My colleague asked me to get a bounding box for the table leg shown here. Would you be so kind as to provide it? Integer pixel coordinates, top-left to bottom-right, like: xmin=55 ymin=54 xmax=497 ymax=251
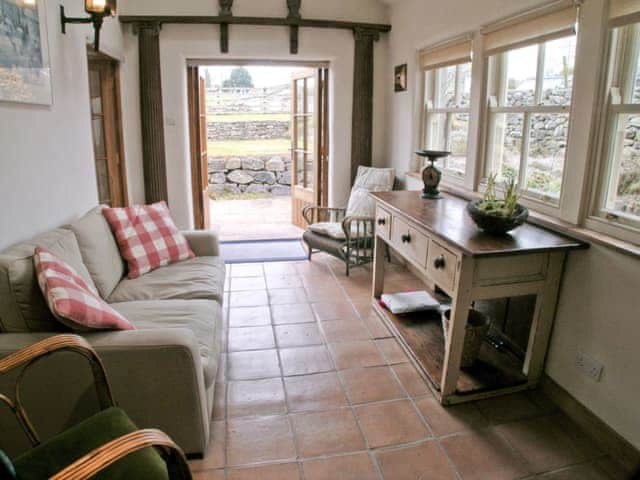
xmin=372 ymin=235 xmax=386 ymax=299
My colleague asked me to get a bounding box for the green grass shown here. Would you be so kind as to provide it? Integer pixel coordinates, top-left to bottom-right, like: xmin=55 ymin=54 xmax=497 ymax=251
xmin=207 ymin=113 xmax=289 ymax=122
xmin=208 ymin=139 xmax=290 ymax=156
xmin=209 ymin=191 xmax=272 ymax=201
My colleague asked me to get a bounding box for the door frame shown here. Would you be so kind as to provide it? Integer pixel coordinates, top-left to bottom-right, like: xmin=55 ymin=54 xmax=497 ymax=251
xmin=186 ymin=59 xmax=330 ymax=230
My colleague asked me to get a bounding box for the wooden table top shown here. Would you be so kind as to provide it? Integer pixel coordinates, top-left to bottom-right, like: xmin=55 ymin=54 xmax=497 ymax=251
xmin=372 ymin=191 xmax=588 ymax=257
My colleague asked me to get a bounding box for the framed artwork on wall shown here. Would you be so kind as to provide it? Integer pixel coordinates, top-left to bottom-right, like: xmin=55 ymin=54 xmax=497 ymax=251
xmin=394 ymin=63 xmax=407 ymax=92
xmin=0 ymin=0 xmax=52 ymax=105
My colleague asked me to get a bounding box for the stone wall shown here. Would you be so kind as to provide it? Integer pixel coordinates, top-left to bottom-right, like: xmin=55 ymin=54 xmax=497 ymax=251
xmin=208 ymin=153 xmax=292 ymax=197
xmin=207 ymin=120 xmax=290 ymax=141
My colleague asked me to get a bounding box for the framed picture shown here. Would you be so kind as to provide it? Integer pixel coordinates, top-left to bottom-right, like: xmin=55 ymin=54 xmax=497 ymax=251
xmin=0 ymin=0 xmax=52 ymax=105
xmin=394 ymin=64 xmax=407 ymax=92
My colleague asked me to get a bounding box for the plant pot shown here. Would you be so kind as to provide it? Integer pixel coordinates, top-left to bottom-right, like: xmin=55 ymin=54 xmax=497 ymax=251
xmin=467 ymin=200 xmax=529 ymax=235
xmin=441 ymin=309 xmax=491 ymax=368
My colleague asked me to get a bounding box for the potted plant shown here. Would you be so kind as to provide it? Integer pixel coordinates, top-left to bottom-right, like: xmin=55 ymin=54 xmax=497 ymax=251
xmin=467 ymin=174 xmax=529 ymax=235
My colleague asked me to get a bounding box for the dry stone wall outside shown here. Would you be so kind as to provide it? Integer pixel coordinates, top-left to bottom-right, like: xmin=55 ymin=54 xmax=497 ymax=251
xmin=208 ymin=153 xmax=292 ymax=196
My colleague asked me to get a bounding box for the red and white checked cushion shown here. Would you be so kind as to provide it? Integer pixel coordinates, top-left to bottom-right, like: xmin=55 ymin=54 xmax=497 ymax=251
xmin=34 ymin=247 xmax=134 ymax=331
xmin=103 ymin=201 xmax=195 ymax=279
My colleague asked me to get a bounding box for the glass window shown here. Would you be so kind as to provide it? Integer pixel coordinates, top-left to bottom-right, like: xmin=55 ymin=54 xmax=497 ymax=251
xmin=422 ymin=62 xmax=472 ymax=177
xmin=485 ymin=34 xmax=577 ymax=203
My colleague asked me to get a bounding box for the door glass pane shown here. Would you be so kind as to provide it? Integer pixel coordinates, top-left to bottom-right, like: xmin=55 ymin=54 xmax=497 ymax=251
xmin=296 ymin=151 xmax=305 ymax=187
xmin=525 ymin=113 xmax=568 ymax=199
xmin=306 ymin=76 xmax=315 ymax=114
xmin=296 ymin=80 xmax=304 ymax=112
xmin=92 ymin=117 xmax=106 ymax=157
xmin=541 ymin=36 xmax=576 ymax=106
xmin=425 ymin=113 xmax=447 ymax=151
xmin=95 ymin=158 xmax=111 ymax=205
xmin=305 ymin=153 xmax=314 ymax=189
xmin=296 ymin=116 xmax=305 ymax=148
xmin=504 ymin=44 xmax=538 ymax=107
xmin=488 ymin=113 xmax=523 ymax=180
xmin=447 ymin=113 xmax=469 ymax=175
xmin=435 ymin=65 xmax=457 ymax=108
xmin=605 ymin=113 xmax=640 ymax=218
xmin=458 ymin=63 xmax=472 ymax=108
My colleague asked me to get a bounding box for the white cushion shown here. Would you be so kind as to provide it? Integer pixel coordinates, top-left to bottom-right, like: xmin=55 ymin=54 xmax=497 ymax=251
xmin=346 ymin=166 xmax=395 ymax=218
xmin=308 ymin=222 xmax=346 ymax=240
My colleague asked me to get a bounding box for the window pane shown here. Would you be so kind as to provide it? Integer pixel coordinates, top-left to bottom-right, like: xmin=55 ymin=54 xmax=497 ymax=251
xmin=425 ymin=113 xmax=447 ymax=151
xmin=296 ymin=116 xmax=305 ymax=147
xmin=295 ymin=151 xmax=304 ymax=187
xmin=305 ymin=153 xmax=314 ymax=189
xmin=541 ymin=36 xmax=576 ymax=106
xmin=525 ymin=113 xmax=569 ymax=199
xmin=488 ymin=113 xmax=523 ymax=180
xmin=633 ymin=33 xmax=640 ymax=104
xmin=435 ymin=65 xmax=457 ymax=108
xmin=447 ymin=113 xmax=468 ymax=174
xmin=505 ymin=44 xmax=538 ymax=107
xmin=605 ymin=114 xmax=640 ymax=218
xmin=307 ymin=77 xmax=315 ymax=113
xmin=458 ymin=63 xmax=472 ymax=108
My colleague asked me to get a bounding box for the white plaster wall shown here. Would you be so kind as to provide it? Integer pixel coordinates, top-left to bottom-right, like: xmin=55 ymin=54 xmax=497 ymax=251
xmin=0 ymin=1 xmax=125 ymax=250
xmin=385 ymin=0 xmax=640 ymax=449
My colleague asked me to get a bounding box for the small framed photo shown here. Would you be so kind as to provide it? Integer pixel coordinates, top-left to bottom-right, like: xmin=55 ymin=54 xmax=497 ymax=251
xmin=394 ymin=64 xmax=407 ymax=92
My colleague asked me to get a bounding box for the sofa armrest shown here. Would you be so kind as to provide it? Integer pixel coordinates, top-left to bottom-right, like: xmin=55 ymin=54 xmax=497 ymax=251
xmin=182 ymin=230 xmax=220 ymax=257
xmin=0 ymin=329 xmax=211 ymax=457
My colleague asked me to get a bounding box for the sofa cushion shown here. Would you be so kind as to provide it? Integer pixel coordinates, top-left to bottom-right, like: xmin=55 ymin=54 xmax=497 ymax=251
xmin=68 ymin=206 xmax=125 ymax=299
xmin=108 ymin=256 xmax=225 ymax=304
xmin=0 ymin=229 xmax=98 ymax=333
xmin=110 ymin=300 xmax=221 ymax=388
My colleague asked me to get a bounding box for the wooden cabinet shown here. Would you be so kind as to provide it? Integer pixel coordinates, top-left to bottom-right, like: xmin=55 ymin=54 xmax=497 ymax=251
xmin=371 ymin=191 xmax=587 ymax=405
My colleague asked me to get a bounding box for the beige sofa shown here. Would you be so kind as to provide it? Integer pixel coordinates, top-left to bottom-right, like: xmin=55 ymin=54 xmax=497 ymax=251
xmin=0 ymin=206 xmax=225 ymax=457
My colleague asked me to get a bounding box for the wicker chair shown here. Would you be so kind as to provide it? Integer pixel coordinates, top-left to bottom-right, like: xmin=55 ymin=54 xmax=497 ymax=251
xmin=302 ymin=166 xmax=395 ymax=276
xmin=0 ymin=335 xmax=191 ymax=480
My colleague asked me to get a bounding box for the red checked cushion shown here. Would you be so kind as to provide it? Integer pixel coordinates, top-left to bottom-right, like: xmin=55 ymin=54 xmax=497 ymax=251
xmin=103 ymin=201 xmax=195 ymax=279
xmin=34 ymin=247 xmax=134 ymax=331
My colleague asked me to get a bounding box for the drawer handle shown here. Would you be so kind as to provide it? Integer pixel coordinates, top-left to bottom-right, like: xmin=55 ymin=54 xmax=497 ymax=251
xmin=434 ymin=255 xmax=446 ymax=270
xmin=401 ymin=233 xmax=412 ymax=244
xmin=377 ymin=218 xmax=386 ymax=226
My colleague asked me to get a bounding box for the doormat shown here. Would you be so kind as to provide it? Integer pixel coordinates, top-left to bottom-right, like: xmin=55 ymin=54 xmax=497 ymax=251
xmin=220 ymin=239 xmax=308 ymax=264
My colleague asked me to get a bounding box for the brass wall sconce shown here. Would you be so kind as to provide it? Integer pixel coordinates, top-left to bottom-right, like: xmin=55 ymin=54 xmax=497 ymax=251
xmin=60 ymin=0 xmax=117 ymax=51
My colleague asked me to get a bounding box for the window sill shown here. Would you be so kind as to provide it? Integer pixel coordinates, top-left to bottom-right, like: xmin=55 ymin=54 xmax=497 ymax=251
xmin=404 ymin=172 xmax=640 ymax=259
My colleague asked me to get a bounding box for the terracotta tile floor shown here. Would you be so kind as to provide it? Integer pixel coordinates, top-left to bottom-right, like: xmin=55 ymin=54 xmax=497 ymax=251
xmin=190 ymin=253 xmax=626 ymax=479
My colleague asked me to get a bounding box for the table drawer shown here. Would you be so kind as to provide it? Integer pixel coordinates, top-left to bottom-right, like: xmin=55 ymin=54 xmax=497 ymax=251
xmin=375 ymin=207 xmax=392 ymax=241
xmin=391 ymin=216 xmax=429 ymax=268
xmin=427 ymin=239 xmax=458 ymax=293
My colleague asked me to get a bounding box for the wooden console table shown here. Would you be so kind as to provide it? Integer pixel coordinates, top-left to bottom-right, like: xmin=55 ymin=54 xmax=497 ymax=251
xmin=371 ymin=191 xmax=587 ymax=405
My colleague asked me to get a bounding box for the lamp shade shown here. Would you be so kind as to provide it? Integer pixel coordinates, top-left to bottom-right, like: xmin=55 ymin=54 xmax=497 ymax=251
xmin=85 ymin=0 xmax=116 ymax=15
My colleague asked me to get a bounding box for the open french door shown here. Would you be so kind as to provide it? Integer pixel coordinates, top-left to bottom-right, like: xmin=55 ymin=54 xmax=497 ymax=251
xmin=187 ymin=66 xmax=210 ymax=230
xmin=291 ymin=68 xmax=329 ymax=228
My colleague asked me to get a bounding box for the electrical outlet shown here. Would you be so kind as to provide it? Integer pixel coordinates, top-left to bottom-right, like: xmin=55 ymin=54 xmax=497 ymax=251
xmin=575 ymin=352 xmax=604 ymax=382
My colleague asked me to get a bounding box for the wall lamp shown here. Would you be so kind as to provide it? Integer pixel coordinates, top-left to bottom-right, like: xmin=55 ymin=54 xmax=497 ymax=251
xmin=60 ymin=0 xmax=117 ymax=51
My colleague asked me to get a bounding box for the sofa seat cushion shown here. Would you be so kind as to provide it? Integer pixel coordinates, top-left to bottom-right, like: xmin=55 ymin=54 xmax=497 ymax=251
xmin=110 ymin=300 xmax=221 ymax=388
xmin=108 ymin=257 xmax=225 ymax=304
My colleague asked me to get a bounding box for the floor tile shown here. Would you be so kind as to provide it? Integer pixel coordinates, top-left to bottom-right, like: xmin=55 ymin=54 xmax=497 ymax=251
xmin=271 ymin=303 xmax=315 ymax=324
xmin=228 ymin=326 xmax=276 ymax=351
xmin=268 ymin=288 xmax=308 ymax=305
xmin=340 ymin=366 xmax=405 ymax=404
xmin=355 ymin=399 xmax=429 ymax=448
xmin=190 ymin=421 xmax=225 ymax=471
xmin=231 ymin=263 xmax=264 ymax=278
xmin=263 ymin=262 xmax=298 ymax=276
xmin=414 ymin=396 xmax=488 ymax=436
xmin=213 ymin=382 xmax=226 ymax=420
xmin=303 ymin=453 xmax=378 ymax=480
xmin=227 ymin=416 xmax=296 ymax=466
xmin=227 ymin=378 xmax=286 ymax=418
xmin=229 ymin=290 xmax=269 ymax=308
xmin=320 ymin=319 xmax=372 ymax=342
xmin=440 ymin=429 xmax=531 ymax=480
xmin=193 ymin=469 xmax=225 ymax=480
xmin=266 ymin=274 xmax=303 ymax=289
xmin=275 ymin=323 xmax=324 ymax=348
xmin=375 ymin=441 xmax=457 ymax=480
xmin=312 ymin=301 xmax=358 ymax=321
xmin=280 ymin=345 xmax=334 ymax=376
xmin=375 ymin=338 xmax=409 ymax=364
xmin=227 ymin=463 xmax=300 ymax=480
xmin=228 ymin=306 xmax=271 ymax=327
xmin=475 ymin=392 xmax=543 ymax=425
xmin=284 ymin=372 xmax=349 ymax=412
xmin=362 ymin=313 xmax=392 ymax=339
xmin=328 ymin=340 xmax=385 ymax=369
xmin=495 ymin=415 xmax=590 ymax=473
xmin=304 ymin=285 xmax=345 ymax=303
xmin=392 ymin=363 xmax=432 ymax=397
xmin=537 ymin=462 xmax=614 ymax=479
xmin=291 ymin=408 xmax=365 ymax=458
xmin=230 ymin=276 xmax=267 ymax=291
xmin=227 ymin=349 xmax=281 ymax=380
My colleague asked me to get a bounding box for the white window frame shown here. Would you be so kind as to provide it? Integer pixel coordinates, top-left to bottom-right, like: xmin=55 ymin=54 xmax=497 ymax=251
xmin=482 ymin=34 xmax=576 ymax=208
xmin=586 ymin=21 xmax=640 ymax=245
xmin=421 ymin=62 xmax=472 ymax=180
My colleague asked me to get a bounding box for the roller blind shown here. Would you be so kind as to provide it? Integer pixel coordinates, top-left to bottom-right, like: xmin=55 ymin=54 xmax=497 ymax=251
xmin=420 ymin=36 xmax=472 ymax=70
xmin=482 ymin=1 xmax=578 ymax=56
xmin=610 ymin=0 xmax=640 ymax=27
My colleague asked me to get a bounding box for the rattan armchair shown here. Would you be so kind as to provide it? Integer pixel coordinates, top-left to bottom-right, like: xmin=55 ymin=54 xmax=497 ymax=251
xmin=0 ymin=335 xmax=191 ymax=480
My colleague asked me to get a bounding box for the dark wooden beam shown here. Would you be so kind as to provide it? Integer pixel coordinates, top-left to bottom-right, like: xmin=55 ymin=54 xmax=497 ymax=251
xmin=119 ymin=15 xmax=391 ymax=33
xmin=218 ymin=0 xmax=232 ymax=53
xmin=287 ymin=0 xmax=301 ymax=54
xmin=137 ymin=22 xmax=169 ymax=204
xmin=350 ymin=27 xmax=379 ymax=183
